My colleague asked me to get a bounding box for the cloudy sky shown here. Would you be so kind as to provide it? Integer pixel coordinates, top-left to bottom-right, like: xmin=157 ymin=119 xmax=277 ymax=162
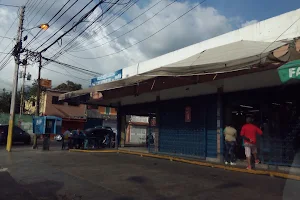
xmin=0 ymin=0 xmax=299 ymax=90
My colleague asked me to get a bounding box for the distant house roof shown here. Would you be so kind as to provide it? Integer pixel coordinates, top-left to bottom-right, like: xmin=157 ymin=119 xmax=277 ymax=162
xmin=87 ymin=109 xmax=117 ymax=120
xmin=46 ymin=89 xmax=70 ymax=93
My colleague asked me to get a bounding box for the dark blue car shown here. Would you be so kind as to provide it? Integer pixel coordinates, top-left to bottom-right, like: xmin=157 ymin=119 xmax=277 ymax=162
xmin=0 ymin=125 xmax=31 ymax=145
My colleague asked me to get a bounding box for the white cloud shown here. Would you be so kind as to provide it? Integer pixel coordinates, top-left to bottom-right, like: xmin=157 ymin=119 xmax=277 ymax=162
xmin=0 ymin=0 xmax=247 ymax=90
xmin=241 ymin=19 xmax=258 ymax=28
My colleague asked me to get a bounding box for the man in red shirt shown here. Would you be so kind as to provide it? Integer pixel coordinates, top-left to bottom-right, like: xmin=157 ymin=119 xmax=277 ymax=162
xmin=240 ymin=117 xmax=263 ymax=170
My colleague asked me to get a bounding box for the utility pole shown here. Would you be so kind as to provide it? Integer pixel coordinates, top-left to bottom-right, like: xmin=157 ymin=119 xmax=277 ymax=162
xmin=19 ymin=52 xmax=28 ymax=116
xmin=36 ymin=53 xmax=42 ymax=116
xmin=6 ymin=6 xmax=25 ymax=152
xmin=32 ymin=52 xmax=42 ymax=149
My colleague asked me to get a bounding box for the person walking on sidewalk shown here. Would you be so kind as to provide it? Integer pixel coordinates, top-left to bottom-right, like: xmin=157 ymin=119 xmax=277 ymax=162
xmin=241 ymin=117 xmax=263 ymax=170
xmin=62 ymin=129 xmax=71 ymax=150
xmin=224 ymin=124 xmax=237 ymax=165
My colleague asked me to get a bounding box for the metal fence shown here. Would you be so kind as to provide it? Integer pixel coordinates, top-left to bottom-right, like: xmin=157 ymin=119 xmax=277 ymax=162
xmin=259 ymin=136 xmax=300 ymax=167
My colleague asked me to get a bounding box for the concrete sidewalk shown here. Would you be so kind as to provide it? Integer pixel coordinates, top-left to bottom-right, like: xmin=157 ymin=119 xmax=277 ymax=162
xmin=69 ymin=148 xmax=300 ymax=181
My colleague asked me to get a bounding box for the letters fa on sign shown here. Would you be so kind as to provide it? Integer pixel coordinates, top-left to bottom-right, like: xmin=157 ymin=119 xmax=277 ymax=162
xmin=289 ymin=67 xmax=300 ymax=78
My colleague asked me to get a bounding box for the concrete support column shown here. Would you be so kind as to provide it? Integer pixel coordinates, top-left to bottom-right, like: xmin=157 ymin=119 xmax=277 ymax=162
xmin=154 ymin=96 xmax=160 ymax=152
xmin=117 ymin=106 xmax=126 ymax=148
xmin=217 ymin=87 xmax=224 ymax=162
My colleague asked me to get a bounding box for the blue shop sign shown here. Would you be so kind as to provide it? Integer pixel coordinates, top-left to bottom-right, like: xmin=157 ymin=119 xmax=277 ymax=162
xmin=90 ymin=69 xmax=122 ymax=86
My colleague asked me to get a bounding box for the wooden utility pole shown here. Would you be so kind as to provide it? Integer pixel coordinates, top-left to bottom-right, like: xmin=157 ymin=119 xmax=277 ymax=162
xmin=36 ymin=53 xmax=42 ymax=116
xmin=19 ymin=52 xmax=28 ymax=116
xmin=6 ymin=6 xmax=25 ymax=152
xmin=32 ymin=53 xmax=42 ymax=149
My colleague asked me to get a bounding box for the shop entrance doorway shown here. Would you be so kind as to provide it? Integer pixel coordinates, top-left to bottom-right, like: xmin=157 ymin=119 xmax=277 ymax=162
xmin=224 ymin=85 xmax=300 ymax=166
xmin=224 ymin=102 xmax=262 ymax=160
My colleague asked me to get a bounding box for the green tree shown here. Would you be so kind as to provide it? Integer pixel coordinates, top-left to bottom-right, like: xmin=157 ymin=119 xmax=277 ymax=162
xmin=26 ymin=79 xmax=46 ymax=102
xmin=54 ymin=80 xmax=82 ymax=91
xmin=0 ymin=88 xmax=21 ymax=113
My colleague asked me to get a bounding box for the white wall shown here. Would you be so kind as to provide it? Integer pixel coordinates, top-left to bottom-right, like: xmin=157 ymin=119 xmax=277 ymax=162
xmin=121 ymin=9 xmax=300 ymax=78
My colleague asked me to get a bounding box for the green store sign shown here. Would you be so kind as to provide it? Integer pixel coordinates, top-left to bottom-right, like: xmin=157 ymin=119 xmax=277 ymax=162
xmin=278 ymin=60 xmax=300 ymax=83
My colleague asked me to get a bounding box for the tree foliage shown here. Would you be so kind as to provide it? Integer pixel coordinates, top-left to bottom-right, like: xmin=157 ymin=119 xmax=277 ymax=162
xmin=27 ymin=79 xmax=47 ymax=102
xmin=54 ymin=80 xmax=82 ymax=91
xmin=0 ymin=89 xmax=21 ymax=113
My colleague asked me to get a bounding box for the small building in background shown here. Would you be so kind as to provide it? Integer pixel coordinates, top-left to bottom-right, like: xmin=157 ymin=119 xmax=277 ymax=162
xmin=85 ymin=105 xmax=117 ymax=132
xmin=125 ymin=116 xmax=149 ymax=146
xmin=25 ymin=89 xmax=87 ymax=134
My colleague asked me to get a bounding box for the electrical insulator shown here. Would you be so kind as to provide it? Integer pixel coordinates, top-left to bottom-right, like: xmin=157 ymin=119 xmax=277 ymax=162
xmin=22 ymin=59 xmax=27 ymax=65
xmin=19 ymin=71 xmax=23 ymax=78
xmin=27 ymin=73 xmax=31 ymax=81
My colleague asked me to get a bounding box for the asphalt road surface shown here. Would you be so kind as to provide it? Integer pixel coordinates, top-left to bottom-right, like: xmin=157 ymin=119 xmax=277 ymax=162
xmin=0 ymin=146 xmax=300 ymax=200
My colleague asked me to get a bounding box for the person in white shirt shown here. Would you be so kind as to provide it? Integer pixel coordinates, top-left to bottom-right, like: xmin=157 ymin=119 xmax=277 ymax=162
xmin=224 ymin=124 xmax=237 ymax=165
xmin=62 ymin=129 xmax=71 ymax=150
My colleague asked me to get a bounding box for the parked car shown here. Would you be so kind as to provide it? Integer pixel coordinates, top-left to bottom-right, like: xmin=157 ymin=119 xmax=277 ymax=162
xmin=0 ymin=125 xmax=31 ymax=145
xmin=85 ymin=127 xmax=115 ymax=148
xmin=94 ymin=126 xmax=113 ymax=132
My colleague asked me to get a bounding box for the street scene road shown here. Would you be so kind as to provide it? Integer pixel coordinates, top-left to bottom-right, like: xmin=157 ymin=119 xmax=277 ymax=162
xmin=1 ymin=2 xmax=300 ymax=200
xmin=1 ymin=146 xmax=300 ymax=200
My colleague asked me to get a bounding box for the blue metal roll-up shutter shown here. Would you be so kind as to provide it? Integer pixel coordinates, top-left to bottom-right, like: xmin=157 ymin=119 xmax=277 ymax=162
xmin=205 ymin=98 xmax=218 ymax=158
xmin=159 ymin=95 xmax=217 ymax=158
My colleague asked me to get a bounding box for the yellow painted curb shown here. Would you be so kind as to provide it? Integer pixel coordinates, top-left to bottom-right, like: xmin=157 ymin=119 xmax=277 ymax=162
xmin=69 ymin=149 xmax=300 ymax=181
xmin=69 ymin=149 xmax=117 ymax=153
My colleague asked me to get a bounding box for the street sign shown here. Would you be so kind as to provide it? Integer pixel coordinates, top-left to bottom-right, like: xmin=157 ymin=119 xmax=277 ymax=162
xmin=40 ymin=79 xmax=52 ymax=88
xmin=90 ymin=69 xmax=122 ymax=86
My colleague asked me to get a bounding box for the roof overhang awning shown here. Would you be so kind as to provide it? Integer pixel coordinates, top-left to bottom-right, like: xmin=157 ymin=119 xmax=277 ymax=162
xmin=59 ymin=40 xmax=288 ymax=101
xmin=141 ymin=40 xmax=286 ymax=76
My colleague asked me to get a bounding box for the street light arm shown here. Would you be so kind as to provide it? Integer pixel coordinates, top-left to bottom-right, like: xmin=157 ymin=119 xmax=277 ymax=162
xmin=23 ymin=23 xmax=49 ymax=31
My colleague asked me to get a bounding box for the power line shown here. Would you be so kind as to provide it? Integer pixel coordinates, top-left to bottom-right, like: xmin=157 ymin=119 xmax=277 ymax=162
xmin=72 ymin=0 xmax=163 ymax=51
xmin=26 ymin=0 xmax=48 ymax=27
xmin=0 ymin=43 xmax=15 ymax=68
xmin=35 ymin=0 xmax=94 ymax=52
xmin=42 ymin=56 xmax=103 ymax=76
xmin=41 ymin=0 xmax=122 ymax=55
xmin=259 ymin=15 xmax=300 ymax=59
xmin=0 ymin=55 xmax=13 ymax=72
xmin=67 ymin=0 xmax=206 ymax=59
xmin=0 ymin=36 xmax=15 ymax=40
xmin=68 ymin=0 xmax=138 ymax=51
xmin=43 ymin=0 xmax=123 ymax=64
xmin=0 ymin=42 xmax=15 ymax=70
xmin=0 ymin=3 xmax=20 ymax=8
xmin=48 ymin=0 xmax=75 ymax=26
xmin=23 ymin=0 xmax=58 ymax=49
xmin=0 ymin=12 xmax=19 ymax=49
xmin=25 ymin=0 xmax=33 ymax=7
xmin=42 ymin=67 xmax=90 ymax=81
xmin=25 ymin=0 xmax=35 ymax=10
xmin=25 ymin=0 xmax=41 ymax=21
xmin=24 ymin=0 xmax=75 ymax=50
xmin=25 ymin=0 xmax=38 ymax=20
xmin=71 ymin=0 xmax=176 ymax=52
